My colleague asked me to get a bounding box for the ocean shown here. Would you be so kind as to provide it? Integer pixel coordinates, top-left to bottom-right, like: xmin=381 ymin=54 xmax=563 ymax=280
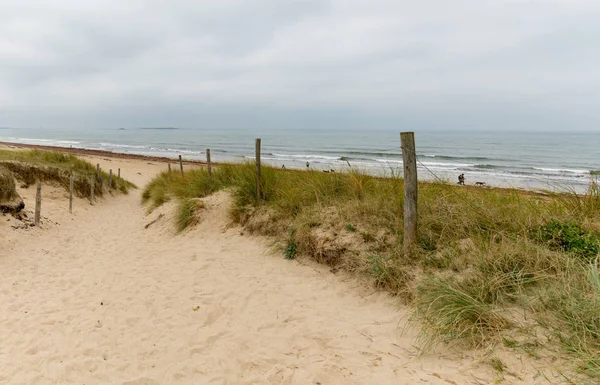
xmin=0 ymin=127 xmax=598 ymax=192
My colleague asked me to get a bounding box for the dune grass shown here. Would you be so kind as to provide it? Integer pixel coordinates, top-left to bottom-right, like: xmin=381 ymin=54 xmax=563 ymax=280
xmin=143 ymin=162 xmax=600 ymax=379
xmin=0 ymin=149 xmax=136 ymax=197
xmin=0 ymin=165 xmax=17 ymax=202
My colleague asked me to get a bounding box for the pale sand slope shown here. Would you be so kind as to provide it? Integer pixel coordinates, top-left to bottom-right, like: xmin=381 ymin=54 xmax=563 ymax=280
xmin=0 ymin=157 xmax=561 ymax=384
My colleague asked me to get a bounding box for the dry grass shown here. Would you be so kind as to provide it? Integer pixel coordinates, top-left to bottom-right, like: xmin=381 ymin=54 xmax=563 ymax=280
xmin=0 ymin=165 xmax=17 ymax=202
xmin=143 ymin=162 xmax=600 ymax=380
xmin=0 ymin=149 xmax=136 ymax=197
xmin=175 ymin=198 xmax=205 ymax=233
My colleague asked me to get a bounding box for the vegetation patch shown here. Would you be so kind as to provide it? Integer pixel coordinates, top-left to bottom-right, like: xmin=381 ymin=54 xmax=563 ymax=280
xmin=175 ymin=198 xmax=205 ymax=233
xmin=0 ymin=165 xmax=17 ymax=202
xmin=0 ymin=149 xmax=136 ymax=197
xmin=536 ymin=220 xmax=599 ymax=260
xmin=143 ymin=162 xmax=600 ymax=380
xmin=414 ymin=277 xmax=511 ymax=348
xmin=284 ymin=239 xmax=297 ymax=260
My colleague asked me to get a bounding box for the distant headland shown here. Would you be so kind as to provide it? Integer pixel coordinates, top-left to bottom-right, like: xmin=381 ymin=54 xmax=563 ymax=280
xmin=137 ymin=127 xmax=180 ymax=130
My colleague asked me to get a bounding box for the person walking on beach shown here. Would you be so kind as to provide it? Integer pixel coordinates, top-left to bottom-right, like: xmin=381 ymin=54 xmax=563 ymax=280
xmin=458 ymin=174 xmax=465 ymax=185
xmin=306 ymin=161 xmax=310 ymax=169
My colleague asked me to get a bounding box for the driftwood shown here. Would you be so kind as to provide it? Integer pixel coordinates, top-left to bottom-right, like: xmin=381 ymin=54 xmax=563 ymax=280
xmin=144 ymin=213 xmax=164 ymax=229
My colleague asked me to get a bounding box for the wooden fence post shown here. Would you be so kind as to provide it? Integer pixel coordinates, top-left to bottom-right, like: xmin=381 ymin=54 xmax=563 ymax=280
xmin=96 ymin=163 xmax=103 ymax=189
xmin=69 ymin=173 xmax=74 ymax=214
xmin=109 ymin=169 xmax=113 ymax=190
xmin=179 ymin=155 xmax=184 ymax=176
xmin=90 ymin=176 xmax=94 ymax=205
xmin=400 ymin=132 xmax=418 ymax=253
xmin=206 ymin=149 xmax=212 ymax=176
xmin=35 ymin=181 xmax=42 ymax=227
xmin=118 ymin=168 xmax=121 ymax=178
xmin=255 ymin=138 xmax=262 ymax=200
xmin=168 ymin=164 xmax=171 ymax=174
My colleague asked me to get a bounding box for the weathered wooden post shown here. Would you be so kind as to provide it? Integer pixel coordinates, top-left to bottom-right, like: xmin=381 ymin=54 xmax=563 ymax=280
xmin=206 ymin=149 xmax=212 ymax=176
xmin=109 ymin=169 xmax=113 ymax=190
xmin=118 ymin=168 xmax=120 ymax=178
xmin=96 ymin=163 xmax=103 ymax=189
xmin=255 ymin=138 xmax=262 ymax=200
xmin=400 ymin=132 xmax=418 ymax=253
xmin=90 ymin=176 xmax=94 ymax=205
xmin=69 ymin=173 xmax=74 ymax=214
xmin=179 ymin=155 xmax=184 ymax=176
xmin=35 ymin=181 xmax=42 ymax=227
xmin=168 ymin=164 xmax=171 ymax=174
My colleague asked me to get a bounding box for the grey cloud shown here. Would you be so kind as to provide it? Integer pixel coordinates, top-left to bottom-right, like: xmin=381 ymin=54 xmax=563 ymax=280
xmin=0 ymin=0 xmax=599 ymax=130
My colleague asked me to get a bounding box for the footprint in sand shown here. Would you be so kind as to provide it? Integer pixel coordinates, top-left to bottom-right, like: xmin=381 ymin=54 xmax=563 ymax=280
xmin=201 ymin=306 xmax=227 ymax=327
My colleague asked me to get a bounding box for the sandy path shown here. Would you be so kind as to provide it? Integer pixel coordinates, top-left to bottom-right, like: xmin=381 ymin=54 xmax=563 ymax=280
xmin=0 ymin=158 xmax=554 ymax=384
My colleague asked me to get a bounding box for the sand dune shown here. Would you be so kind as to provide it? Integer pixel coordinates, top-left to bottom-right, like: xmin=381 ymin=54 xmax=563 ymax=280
xmin=0 ymin=155 xmax=560 ymax=384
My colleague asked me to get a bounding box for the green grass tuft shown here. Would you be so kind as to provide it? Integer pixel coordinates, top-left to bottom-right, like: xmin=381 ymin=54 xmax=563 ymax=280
xmin=536 ymin=221 xmax=599 ymax=260
xmin=175 ymin=198 xmax=204 ymax=233
xmin=414 ymin=277 xmax=511 ymax=348
xmin=284 ymin=240 xmax=297 ymax=260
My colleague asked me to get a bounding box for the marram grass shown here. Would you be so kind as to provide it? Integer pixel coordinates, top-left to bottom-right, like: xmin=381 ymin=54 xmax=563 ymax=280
xmin=143 ymin=162 xmax=600 ymax=380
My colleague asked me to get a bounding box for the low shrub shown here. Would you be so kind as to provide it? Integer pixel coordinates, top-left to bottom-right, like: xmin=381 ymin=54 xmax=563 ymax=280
xmin=536 ymin=221 xmax=599 ymax=260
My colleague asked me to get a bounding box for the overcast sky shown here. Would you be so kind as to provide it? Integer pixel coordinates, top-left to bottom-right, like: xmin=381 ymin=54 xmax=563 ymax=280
xmin=1 ymin=0 xmax=599 ymax=131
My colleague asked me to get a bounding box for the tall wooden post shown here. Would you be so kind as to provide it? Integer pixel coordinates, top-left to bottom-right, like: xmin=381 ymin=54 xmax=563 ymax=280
xmin=400 ymin=132 xmax=418 ymax=253
xmin=255 ymin=138 xmax=262 ymax=200
xmin=35 ymin=181 xmax=42 ymax=227
xmin=109 ymin=169 xmax=113 ymax=189
xmin=168 ymin=164 xmax=171 ymax=174
xmin=90 ymin=176 xmax=94 ymax=205
xmin=179 ymin=155 xmax=184 ymax=176
xmin=69 ymin=174 xmax=74 ymax=214
xmin=206 ymin=149 xmax=212 ymax=176
xmin=118 ymin=168 xmax=120 ymax=178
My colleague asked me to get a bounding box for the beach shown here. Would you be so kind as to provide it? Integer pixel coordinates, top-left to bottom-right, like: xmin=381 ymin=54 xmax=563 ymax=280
xmin=0 ymin=144 xmax=566 ymax=384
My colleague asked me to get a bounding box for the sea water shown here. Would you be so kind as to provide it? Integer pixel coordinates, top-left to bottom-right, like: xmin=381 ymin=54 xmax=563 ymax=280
xmin=1 ymin=127 xmax=598 ymax=192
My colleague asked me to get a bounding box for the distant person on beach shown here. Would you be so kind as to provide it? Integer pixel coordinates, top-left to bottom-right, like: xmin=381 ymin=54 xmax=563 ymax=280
xmin=458 ymin=174 xmax=465 ymax=185
xmin=306 ymin=161 xmax=309 ymax=169
xmin=281 ymin=165 xmax=286 ymax=170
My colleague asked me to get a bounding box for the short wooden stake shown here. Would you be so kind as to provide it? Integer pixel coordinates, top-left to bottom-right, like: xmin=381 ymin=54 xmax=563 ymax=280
xmin=255 ymin=138 xmax=262 ymax=200
xmin=118 ymin=168 xmax=120 ymax=178
xmin=168 ymin=164 xmax=171 ymax=173
xmin=90 ymin=176 xmax=94 ymax=205
xmin=179 ymin=155 xmax=184 ymax=176
xmin=206 ymin=149 xmax=212 ymax=176
xmin=35 ymin=181 xmax=42 ymax=227
xmin=109 ymin=169 xmax=113 ymax=189
xmin=400 ymin=132 xmax=418 ymax=253
xmin=69 ymin=173 xmax=74 ymax=214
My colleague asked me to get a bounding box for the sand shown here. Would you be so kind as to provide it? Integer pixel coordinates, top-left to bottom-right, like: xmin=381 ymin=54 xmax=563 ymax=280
xmin=0 ymin=152 xmax=562 ymax=384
